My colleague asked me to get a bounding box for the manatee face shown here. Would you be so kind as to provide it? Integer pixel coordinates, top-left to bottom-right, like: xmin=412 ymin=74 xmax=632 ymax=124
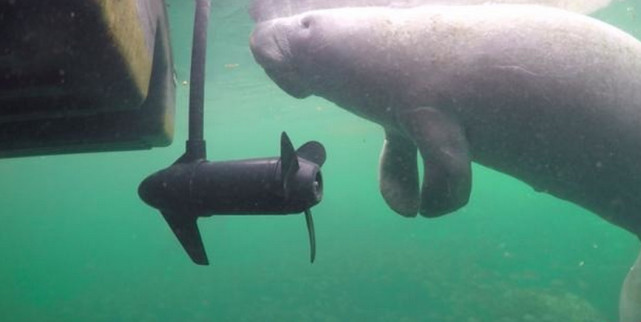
xmin=250 ymin=18 xmax=312 ymax=98
xmin=250 ymin=9 xmax=380 ymax=100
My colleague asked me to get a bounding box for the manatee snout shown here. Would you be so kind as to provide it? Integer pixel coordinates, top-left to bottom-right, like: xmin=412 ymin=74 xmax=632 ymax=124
xmin=250 ymin=20 xmax=312 ymax=98
xmin=250 ymin=21 xmax=288 ymax=68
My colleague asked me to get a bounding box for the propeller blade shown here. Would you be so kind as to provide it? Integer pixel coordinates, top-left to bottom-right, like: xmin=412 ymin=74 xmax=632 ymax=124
xmin=161 ymin=211 xmax=209 ymax=265
xmin=297 ymin=141 xmax=326 ymax=166
xmin=304 ymin=208 xmax=316 ymax=263
xmin=280 ymin=132 xmax=300 ymax=194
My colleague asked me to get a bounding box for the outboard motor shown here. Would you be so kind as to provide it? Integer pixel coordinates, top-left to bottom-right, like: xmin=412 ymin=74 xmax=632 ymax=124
xmin=138 ymin=0 xmax=326 ymax=265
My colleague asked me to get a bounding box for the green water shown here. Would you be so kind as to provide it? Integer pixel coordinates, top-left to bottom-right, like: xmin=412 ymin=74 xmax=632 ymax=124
xmin=1 ymin=1 xmax=640 ymax=321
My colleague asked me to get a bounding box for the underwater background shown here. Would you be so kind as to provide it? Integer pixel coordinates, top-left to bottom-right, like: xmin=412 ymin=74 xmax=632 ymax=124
xmin=1 ymin=0 xmax=640 ymax=321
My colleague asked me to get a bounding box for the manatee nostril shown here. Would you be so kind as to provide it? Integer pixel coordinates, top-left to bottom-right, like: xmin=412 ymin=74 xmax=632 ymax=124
xmin=301 ymin=16 xmax=312 ymax=29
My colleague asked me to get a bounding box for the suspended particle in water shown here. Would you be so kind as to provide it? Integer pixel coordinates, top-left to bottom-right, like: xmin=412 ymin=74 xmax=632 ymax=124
xmin=627 ymin=6 xmax=637 ymax=21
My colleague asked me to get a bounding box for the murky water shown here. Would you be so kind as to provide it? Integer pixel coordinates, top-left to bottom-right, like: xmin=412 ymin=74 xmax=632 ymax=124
xmin=1 ymin=1 xmax=639 ymax=320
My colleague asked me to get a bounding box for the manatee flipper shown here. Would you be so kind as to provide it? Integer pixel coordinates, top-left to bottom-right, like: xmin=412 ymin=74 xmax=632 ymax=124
xmin=379 ymin=129 xmax=419 ymax=216
xmin=397 ymin=107 xmax=471 ymax=217
xmin=621 ymin=249 xmax=641 ymax=322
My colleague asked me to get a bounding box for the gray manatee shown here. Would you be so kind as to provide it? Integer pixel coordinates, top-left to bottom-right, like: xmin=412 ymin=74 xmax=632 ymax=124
xmin=250 ymin=0 xmax=614 ymax=21
xmin=249 ymin=4 xmax=641 ymax=321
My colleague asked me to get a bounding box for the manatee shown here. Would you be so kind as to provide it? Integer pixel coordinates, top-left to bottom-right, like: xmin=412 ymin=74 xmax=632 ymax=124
xmin=249 ymin=3 xmax=641 ymax=321
xmin=249 ymin=0 xmax=614 ymax=22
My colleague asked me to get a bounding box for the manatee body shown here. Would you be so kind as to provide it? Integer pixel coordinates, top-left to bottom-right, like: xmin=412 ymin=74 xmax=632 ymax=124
xmin=249 ymin=0 xmax=613 ymax=21
xmin=250 ymin=4 xmax=641 ymax=320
